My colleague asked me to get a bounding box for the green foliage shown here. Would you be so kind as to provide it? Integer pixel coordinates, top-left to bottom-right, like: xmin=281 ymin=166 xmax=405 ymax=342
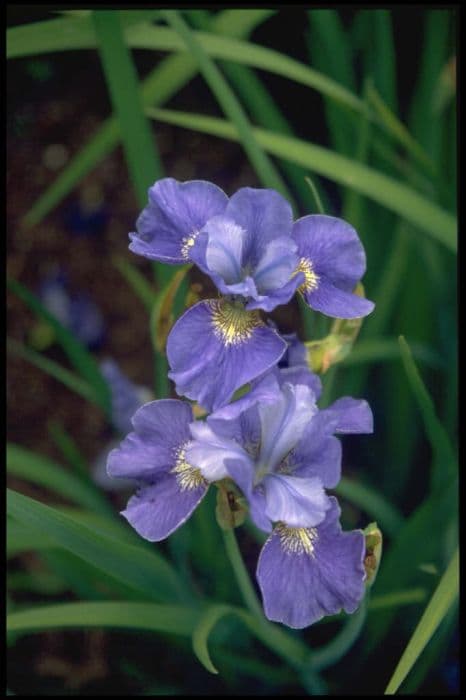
xmin=385 ymin=549 xmax=458 ymax=694
xmin=7 ymin=7 xmax=457 ymax=696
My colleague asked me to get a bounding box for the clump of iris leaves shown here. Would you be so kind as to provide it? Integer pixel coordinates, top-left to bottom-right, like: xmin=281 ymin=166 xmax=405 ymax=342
xmin=7 ymin=8 xmax=457 ymax=696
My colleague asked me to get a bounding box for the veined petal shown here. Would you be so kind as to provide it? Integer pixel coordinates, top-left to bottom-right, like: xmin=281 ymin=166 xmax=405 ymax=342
xmin=253 ymin=237 xmax=299 ymax=293
xmin=129 ymin=178 xmax=228 ymax=264
xmin=291 ymin=431 xmax=342 ymax=489
xmin=122 ymin=472 xmax=208 ymax=542
xmin=107 ymin=399 xmax=193 ymax=480
xmin=257 ymin=382 xmax=317 ymax=473
xmin=186 ymin=421 xmax=252 ymax=483
xmin=167 ymin=300 xmax=287 ymax=411
xmin=263 ymin=473 xmax=330 ymax=528
xmin=256 ymin=497 xmax=366 ymax=628
xmin=322 ymin=397 xmax=373 ymax=434
xmin=305 ymin=279 xmax=375 ymax=319
xmin=100 ymin=359 xmax=149 ymax=435
xmin=292 ymin=214 xmax=367 ymax=290
xmin=226 ymin=187 xmax=293 ymax=266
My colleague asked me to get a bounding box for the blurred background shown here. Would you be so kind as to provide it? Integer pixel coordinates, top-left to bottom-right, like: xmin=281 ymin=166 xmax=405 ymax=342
xmin=7 ymin=8 xmax=458 ymax=696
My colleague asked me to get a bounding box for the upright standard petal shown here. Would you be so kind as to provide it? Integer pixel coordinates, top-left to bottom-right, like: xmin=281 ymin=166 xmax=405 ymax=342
xmin=129 ymin=178 xmax=228 ymax=264
xmin=186 ymin=420 xmax=252 ymax=483
xmin=100 ymin=359 xmax=151 ymax=435
xmin=107 ymin=399 xmax=193 ymax=480
xmin=167 ymin=299 xmax=287 ymax=411
xmin=292 ymin=214 xmax=374 ymax=319
xmin=290 ymin=397 xmax=372 ymax=488
xmin=225 ymin=187 xmax=293 ymax=266
xmin=256 ymin=497 xmax=366 ymax=628
xmin=257 ymin=383 xmax=318 ymax=474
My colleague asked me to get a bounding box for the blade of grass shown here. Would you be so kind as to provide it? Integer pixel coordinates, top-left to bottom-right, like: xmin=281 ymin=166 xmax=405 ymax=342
xmin=7 ymin=601 xmax=201 ymax=637
xmin=367 ymin=83 xmax=434 ymax=174
xmin=162 ymin=10 xmax=292 ymax=202
xmin=7 ymin=519 xmax=55 ymax=557
xmin=335 ymin=477 xmax=404 ymax=539
xmin=11 ymin=15 xmax=432 ymax=185
xmin=8 ymin=506 xmax=137 ymax=556
xmin=7 ymin=338 xmax=99 ymax=407
xmin=186 ymin=9 xmax=313 ymax=211
xmin=304 ymin=176 xmax=325 ymax=214
xmin=364 ymin=476 xmax=458 ymax=654
xmin=7 ymin=488 xmax=188 ymax=603
xmin=112 ymin=256 xmax=156 ymax=312
xmin=306 ymin=10 xmax=357 ymax=155
xmin=7 ymin=444 xmax=110 ymax=514
xmin=8 ymin=279 xmax=111 ymax=415
xmin=342 ymin=77 xmax=372 ymax=226
xmin=146 ymin=108 xmax=457 ymax=251
xmin=93 ymin=10 xmax=163 ymax=205
xmin=47 ymin=420 xmax=89 ymax=480
xmin=370 ymin=10 xmax=398 ymax=111
xmin=398 ymin=336 xmax=456 ymax=491
xmin=9 ymin=20 xmax=366 ymax=115
xmin=21 ymin=10 xmax=272 ymax=228
xmin=6 ymin=11 xmax=162 ymax=57
xmin=340 ymin=338 xmax=444 ymax=369
xmin=310 ymin=599 xmax=367 ymax=671
xmin=385 ymin=548 xmax=458 ymax=694
xmin=93 ymin=9 xmax=169 ymax=396
xmin=400 ymin=601 xmax=457 ymax=693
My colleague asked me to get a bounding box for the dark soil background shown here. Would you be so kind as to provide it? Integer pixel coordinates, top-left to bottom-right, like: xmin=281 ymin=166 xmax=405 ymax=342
xmin=7 ymin=8 xmax=457 ymax=696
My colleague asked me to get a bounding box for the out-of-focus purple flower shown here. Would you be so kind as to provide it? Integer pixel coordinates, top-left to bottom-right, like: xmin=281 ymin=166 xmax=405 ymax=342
xmin=64 ymin=196 xmax=109 ymax=237
xmin=129 ymin=178 xmax=228 ymax=264
xmin=107 ymin=399 xmax=233 ymax=541
xmin=256 ymin=497 xmax=366 ymax=628
xmin=100 ymin=359 xmax=153 ymax=435
xmin=292 ymin=215 xmax=374 ymax=319
xmin=39 ymin=272 xmax=105 ymax=348
xmin=93 ymin=360 xmax=153 ymax=492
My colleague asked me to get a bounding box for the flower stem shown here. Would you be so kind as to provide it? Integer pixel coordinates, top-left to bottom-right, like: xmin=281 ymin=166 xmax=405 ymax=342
xmin=221 ymin=527 xmax=263 ymax=620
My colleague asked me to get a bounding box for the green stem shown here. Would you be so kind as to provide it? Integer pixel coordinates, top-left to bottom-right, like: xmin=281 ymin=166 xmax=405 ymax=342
xmin=310 ymin=598 xmax=368 ymax=671
xmin=222 ymin=527 xmax=263 ymax=620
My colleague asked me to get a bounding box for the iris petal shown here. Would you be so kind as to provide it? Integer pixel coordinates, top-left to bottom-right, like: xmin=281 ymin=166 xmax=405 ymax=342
xmin=167 ymin=300 xmax=287 ymax=411
xmin=107 ymin=399 xmax=192 ymax=480
xmin=122 ymin=473 xmax=208 ymax=542
xmin=129 ymin=178 xmax=228 ymax=263
xmin=256 ymin=497 xmax=366 ymax=628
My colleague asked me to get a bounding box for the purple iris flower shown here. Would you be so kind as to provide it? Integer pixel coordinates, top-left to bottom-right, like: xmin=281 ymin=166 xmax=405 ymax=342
xmin=292 ymin=215 xmax=375 ymax=319
xmin=129 ymin=178 xmax=229 ymax=264
xmin=166 ymin=188 xmax=304 ymax=411
xmin=256 ymin=496 xmax=366 ymax=628
xmin=188 ymin=376 xmax=372 ymax=534
xmin=186 ymin=373 xmax=371 ymax=628
xmin=107 ymin=399 xmax=238 ymax=541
